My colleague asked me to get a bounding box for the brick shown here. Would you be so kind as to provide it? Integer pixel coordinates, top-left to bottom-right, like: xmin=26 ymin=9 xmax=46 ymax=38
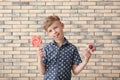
xmin=95 ymin=10 xmax=111 ymax=13
xmin=87 ymin=66 xmax=103 ymax=70
xmin=13 ymin=25 xmax=28 ymax=28
xmin=21 ymin=0 xmax=36 ymax=1
xmin=13 ymin=47 xmax=29 ymax=51
xmin=30 ymin=2 xmax=45 ymax=5
xmin=46 ymin=10 xmax=61 ymax=13
xmin=5 ymin=51 xmax=20 ymax=55
xmin=82 ymin=70 xmax=94 ymax=74
xmin=112 ymin=70 xmax=120 ymax=73
xmin=4 ymin=74 xmax=20 ymax=77
xmin=87 ymin=21 xmax=103 ymax=24
xmin=88 ymin=0 xmax=104 ymax=2
xmin=75 ymin=5 xmax=88 ymax=9
xmin=29 ymin=10 xmax=44 ymax=13
xmin=79 ymin=77 xmax=96 ymax=80
xmin=80 ymin=2 xmax=96 ymax=5
xmin=5 ymin=21 xmax=20 ymax=24
xmin=46 ymin=2 xmax=62 ymax=5
xmin=0 ymin=10 xmax=11 ymax=13
xmin=13 ymin=55 xmax=29 ymax=58
xmin=0 ymin=17 xmax=11 ymax=20
xmin=63 ymin=2 xmax=79 ymax=5
xmin=0 ymin=47 xmax=13 ymax=51
xmin=112 ymin=32 xmax=120 ymax=35
xmin=96 ymin=62 xmax=112 ymax=66
xmin=21 ymin=6 xmax=36 ymax=10
xmin=13 ymin=62 xmax=29 ymax=66
xmin=78 ymin=10 xmax=94 ymax=13
xmin=96 ymin=55 xmax=112 ymax=58
xmin=72 ymin=21 xmax=87 ymax=24
xmin=4 ymin=6 xmax=20 ymax=9
xmin=13 ymin=17 xmax=28 ymax=20
xmin=12 ymin=70 xmax=28 ymax=73
xmin=105 ymin=6 xmax=120 ymax=9
xmin=96 ymin=40 xmax=111 ymax=43
xmin=113 ymin=47 xmax=120 ymax=50
xmin=12 ymin=1 xmax=29 ymax=6
xmin=87 ymin=13 xmax=103 ymax=16
xmin=97 ymin=70 xmax=111 ymax=73
xmin=21 ymin=13 xmax=36 ymax=17
xmin=0 ymin=70 xmax=11 ymax=73
xmin=4 ymin=66 xmax=20 ymax=70
xmin=103 ymin=73 xmax=119 ymax=77
xmin=79 ymin=17 xmax=94 ymax=20
xmin=13 ymin=10 xmax=28 ymax=13
xmin=21 ymin=73 xmax=36 ymax=77
xmin=89 ymin=6 xmax=104 ymax=9
xmin=97 ymin=78 xmax=112 ymax=80
xmin=5 ymin=0 xmax=20 ymax=1
xmin=11 ymin=78 xmax=29 ymax=80
xmin=55 ymin=6 xmax=71 ymax=9
xmin=87 ymin=73 xmax=102 ymax=77
xmin=113 ymin=2 xmax=120 ymax=5
xmin=113 ymin=62 xmax=120 ymax=66
xmin=21 ymin=66 xmax=37 ymax=69
xmin=97 ymin=2 xmax=113 ymax=6
xmin=13 ymin=32 xmax=29 ymax=36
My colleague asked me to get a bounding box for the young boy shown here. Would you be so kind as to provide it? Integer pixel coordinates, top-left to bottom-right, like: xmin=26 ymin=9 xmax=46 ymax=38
xmin=37 ymin=16 xmax=91 ymax=80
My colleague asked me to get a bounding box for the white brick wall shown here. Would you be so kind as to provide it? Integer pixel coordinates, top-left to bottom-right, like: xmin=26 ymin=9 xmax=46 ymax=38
xmin=0 ymin=0 xmax=120 ymax=80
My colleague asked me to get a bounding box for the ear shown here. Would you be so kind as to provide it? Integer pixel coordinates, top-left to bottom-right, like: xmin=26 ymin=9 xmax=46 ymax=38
xmin=61 ymin=23 xmax=64 ymax=29
xmin=45 ymin=31 xmax=49 ymax=36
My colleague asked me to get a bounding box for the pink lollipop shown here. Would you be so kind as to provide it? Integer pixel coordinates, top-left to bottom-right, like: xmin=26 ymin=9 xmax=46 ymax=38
xmin=88 ymin=44 xmax=94 ymax=52
xmin=32 ymin=35 xmax=42 ymax=47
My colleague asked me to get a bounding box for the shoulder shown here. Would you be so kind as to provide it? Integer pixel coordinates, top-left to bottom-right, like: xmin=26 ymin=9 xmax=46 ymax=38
xmin=68 ymin=42 xmax=78 ymax=50
xmin=43 ymin=41 xmax=53 ymax=50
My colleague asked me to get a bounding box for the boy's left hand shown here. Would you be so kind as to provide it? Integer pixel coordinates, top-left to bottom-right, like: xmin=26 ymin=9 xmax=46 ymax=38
xmin=82 ymin=49 xmax=91 ymax=62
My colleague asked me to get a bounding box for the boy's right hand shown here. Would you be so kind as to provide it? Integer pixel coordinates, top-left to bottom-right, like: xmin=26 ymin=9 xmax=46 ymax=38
xmin=37 ymin=48 xmax=43 ymax=61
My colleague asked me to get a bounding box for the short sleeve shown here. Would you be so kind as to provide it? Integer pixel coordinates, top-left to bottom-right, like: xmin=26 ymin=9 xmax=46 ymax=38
xmin=42 ymin=47 xmax=47 ymax=64
xmin=72 ymin=47 xmax=82 ymax=65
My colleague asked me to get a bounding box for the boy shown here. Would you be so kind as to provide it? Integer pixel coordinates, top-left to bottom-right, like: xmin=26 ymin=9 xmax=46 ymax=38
xmin=37 ymin=16 xmax=91 ymax=80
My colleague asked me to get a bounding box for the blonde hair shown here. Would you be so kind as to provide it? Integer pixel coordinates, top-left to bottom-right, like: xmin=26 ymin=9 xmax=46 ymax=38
xmin=43 ymin=16 xmax=61 ymax=31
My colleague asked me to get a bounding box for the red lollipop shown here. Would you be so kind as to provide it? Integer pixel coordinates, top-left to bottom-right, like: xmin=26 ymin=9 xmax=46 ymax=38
xmin=32 ymin=35 xmax=42 ymax=47
xmin=88 ymin=44 xmax=94 ymax=52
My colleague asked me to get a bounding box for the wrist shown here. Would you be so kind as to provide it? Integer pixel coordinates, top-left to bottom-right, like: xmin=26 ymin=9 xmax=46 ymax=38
xmin=38 ymin=59 xmax=43 ymax=62
xmin=84 ymin=58 xmax=89 ymax=63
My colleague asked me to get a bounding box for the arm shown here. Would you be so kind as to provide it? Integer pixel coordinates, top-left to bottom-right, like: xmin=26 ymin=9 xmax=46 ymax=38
xmin=38 ymin=59 xmax=46 ymax=75
xmin=72 ymin=59 xmax=89 ymax=75
xmin=72 ymin=49 xmax=91 ymax=75
xmin=37 ymin=48 xmax=46 ymax=75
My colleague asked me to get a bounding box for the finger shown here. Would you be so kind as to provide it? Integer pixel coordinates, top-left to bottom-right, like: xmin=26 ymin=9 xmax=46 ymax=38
xmin=39 ymin=48 xmax=43 ymax=50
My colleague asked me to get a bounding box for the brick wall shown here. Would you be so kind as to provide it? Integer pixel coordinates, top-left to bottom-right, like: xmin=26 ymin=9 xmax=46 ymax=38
xmin=0 ymin=0 xmax=120 ymax=80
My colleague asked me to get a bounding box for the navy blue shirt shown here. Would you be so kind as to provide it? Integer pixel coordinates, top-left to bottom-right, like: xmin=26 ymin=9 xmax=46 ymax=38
xmin=42 ymin=38 xmax=82 ymax=80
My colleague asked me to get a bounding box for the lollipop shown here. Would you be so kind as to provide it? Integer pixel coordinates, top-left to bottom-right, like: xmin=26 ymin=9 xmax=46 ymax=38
xmin=88 ymin=44 xmax=94 ymax=52
xmin=32 ymin=35 xmax=42 ymax=47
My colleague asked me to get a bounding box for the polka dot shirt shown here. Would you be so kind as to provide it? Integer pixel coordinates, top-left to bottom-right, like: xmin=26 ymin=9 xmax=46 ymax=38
xmin=42 ymin=38 xmax=82 ymax=80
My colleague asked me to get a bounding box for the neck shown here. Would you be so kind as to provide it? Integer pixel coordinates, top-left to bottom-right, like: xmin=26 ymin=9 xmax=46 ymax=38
xmin=55 ymin=37 xmax=64 ymax=47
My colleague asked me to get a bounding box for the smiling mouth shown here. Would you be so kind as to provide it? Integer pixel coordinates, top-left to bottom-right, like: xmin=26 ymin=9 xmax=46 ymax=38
xmin=54 ymin=33 xmax=59 ymax=38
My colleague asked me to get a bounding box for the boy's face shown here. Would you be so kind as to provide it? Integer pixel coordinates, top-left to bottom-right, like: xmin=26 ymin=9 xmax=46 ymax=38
xmin=46 ymin=21 xmax=64 ymax=41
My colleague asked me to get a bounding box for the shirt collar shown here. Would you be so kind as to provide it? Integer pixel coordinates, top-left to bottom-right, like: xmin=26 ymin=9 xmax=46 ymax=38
xmin=51 ymin=37 xmax=69 ymax=46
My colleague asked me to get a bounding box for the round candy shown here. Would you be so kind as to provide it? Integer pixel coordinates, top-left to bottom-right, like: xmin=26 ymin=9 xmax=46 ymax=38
xmin=88 ymin=45 xmax=94 ymax=52
xmin=32 ymin=35 xmax=42 ymax=47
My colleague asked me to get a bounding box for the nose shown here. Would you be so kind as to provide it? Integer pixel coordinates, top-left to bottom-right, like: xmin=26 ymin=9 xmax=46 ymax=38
xmin=53 ymin=29 xmax=57 ymax=34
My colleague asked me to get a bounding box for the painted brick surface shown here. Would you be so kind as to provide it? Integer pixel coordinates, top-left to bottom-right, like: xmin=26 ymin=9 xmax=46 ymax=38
xmin=0 ymin=0 xmax=120 ymax=80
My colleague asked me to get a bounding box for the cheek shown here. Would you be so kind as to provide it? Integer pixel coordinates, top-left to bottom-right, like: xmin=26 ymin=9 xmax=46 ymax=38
xmin=48 ymin=33 xmax=54 ymax=38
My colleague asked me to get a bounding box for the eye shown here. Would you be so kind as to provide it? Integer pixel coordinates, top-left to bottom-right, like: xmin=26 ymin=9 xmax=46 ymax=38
xmin=54 ymin=26 xmax=58 ymax=29
xmin=48 ymin=30 xmax=52 ymax=33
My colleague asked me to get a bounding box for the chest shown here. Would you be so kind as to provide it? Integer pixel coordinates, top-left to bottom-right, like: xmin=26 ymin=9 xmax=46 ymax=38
xmin=46 ymin=46 xmax=74 ymax=65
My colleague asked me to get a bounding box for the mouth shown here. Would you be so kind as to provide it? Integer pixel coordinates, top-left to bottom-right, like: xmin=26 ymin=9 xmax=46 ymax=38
xmin=54 ymin=33 xmax=59 ymax=38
